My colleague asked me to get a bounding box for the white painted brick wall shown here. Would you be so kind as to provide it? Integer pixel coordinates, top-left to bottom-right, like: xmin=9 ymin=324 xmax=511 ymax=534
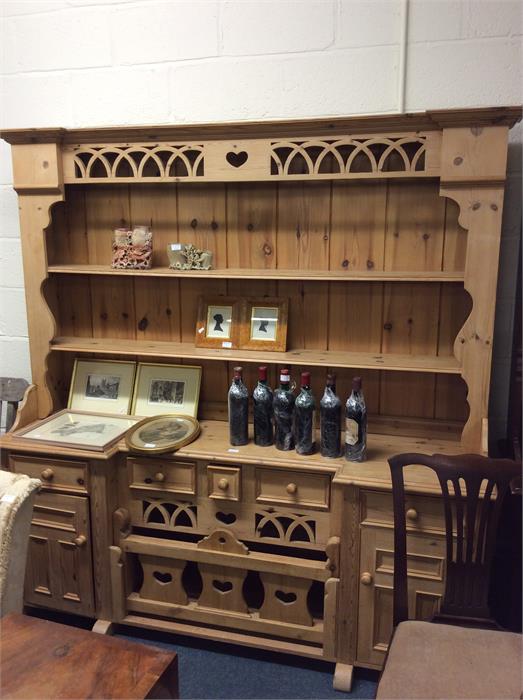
xmin=0 ymin=0 xmax=521 ymax=443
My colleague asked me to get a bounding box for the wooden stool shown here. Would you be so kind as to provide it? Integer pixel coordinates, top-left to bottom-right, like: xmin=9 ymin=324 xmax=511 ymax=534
xmin=0 ymin=614 xmax=179 ymax=699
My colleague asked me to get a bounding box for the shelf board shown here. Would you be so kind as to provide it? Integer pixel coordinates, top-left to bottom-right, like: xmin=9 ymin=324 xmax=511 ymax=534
xmin=50 ymin=336 xmax=461 ymax=374
xmin=47 ymin=264 xmax=465 ymax=283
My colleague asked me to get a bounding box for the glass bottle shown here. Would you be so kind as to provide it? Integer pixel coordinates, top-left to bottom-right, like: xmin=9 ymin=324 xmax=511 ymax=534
xmin=273 ymin=368 xmax=295 ymax=451
xmin=320 ymin=373 xmax=341 ymax=458
xmin=228 ymin=366 xmax=248 ymax=446
xmin=294 ymin=371 xmax=315 ymax=455
xmin=253 ymin=365 xmax=273 ymax=447
xmin=345 ymin=376 xmax=367 ymax=462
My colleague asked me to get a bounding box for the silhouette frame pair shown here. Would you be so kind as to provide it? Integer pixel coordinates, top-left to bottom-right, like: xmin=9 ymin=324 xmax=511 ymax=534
xmin=195 ymin=296 xmax=288 ymax=352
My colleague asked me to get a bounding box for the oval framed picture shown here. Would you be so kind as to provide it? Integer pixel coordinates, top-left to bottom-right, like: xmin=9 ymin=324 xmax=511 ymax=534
xmin=125 ymin=414 xmax=200 ymax=454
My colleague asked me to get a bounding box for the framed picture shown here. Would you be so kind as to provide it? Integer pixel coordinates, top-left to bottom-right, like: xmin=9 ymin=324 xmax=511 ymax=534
xmin=131 ymin=362 xmax=201 ymax=418
xmin=68 ymin=359 xmax=136 ymax=415
xmin=195 ymin=296 xmax=242 ymax=349
xmin=15 ymin=410 xmax=138 ymax=452
xmin=239 ymin=297 xmax=288 ymax=351
xmin=126 ymin=414 xmax=200 ymax=454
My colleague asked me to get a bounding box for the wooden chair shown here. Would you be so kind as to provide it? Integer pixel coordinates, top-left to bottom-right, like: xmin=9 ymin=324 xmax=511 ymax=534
xmin=0 ymin=378 xmax=29 ymax=433
xmin=376 ymin=453 xmax=522 ymax=700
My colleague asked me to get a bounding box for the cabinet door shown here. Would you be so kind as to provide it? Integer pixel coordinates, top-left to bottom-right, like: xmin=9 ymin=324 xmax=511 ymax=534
xmin=356 ymin=527 xmax=445 ymax=667
xmin=25 ymin=492 xmax=95 ymax=616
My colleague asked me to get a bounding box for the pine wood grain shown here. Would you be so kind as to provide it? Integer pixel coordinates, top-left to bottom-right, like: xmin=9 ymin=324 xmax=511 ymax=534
xmin=227 ymin=183 xmax=277 ymax=269
xmin=330 ymin=182 xmax=387 ymax=272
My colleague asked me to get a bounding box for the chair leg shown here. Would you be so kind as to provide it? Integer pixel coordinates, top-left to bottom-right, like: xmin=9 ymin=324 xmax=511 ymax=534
xmin=333 ymin=662 xmax=353 ymax=692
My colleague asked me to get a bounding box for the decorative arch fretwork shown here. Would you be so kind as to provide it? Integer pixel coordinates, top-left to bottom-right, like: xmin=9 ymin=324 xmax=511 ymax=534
xmin=255 ymin=510 xmax=316 ymax=544
xmin=270 ymin=136 xmax=427 ymax=176
xmin=72 ymin=144 xmax=205 ymax=180
xmin=142 ymin=499 xmax=198 ymax=530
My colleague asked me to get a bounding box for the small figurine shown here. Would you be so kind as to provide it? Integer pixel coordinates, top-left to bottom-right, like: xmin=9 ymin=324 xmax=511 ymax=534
xmin=167 ymin=243 xmax=213 ymax=270
xmin=112 ymin=226 xmax=152 ymax=270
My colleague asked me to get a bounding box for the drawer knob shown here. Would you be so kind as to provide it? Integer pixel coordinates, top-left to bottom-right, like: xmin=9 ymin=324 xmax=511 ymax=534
xmin=218 ymin=478 xmax=229 ymax=491
xmin=360 ymin=572 xmax=373 ymax=586
xmin=286 ymin=483 xmax=298 ymax=495
xmin=40 ymin=468 xmax=54 ymax=481
xmin=73 ymin=535 xmax=87 ymax=547
xmin=406 ymin=508 xmax=419 ymax=521
xmin=153 ymin=472 xmax=166 ymax=483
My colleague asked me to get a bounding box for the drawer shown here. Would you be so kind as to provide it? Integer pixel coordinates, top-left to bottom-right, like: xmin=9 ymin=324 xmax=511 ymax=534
xmin=361 ymin=490 xmax=446 ymax=535
xmin=128 ymin=457 xmax=196 ymax=496
xmin=255 ymin=468 xmax=330 ymax=511
xmin=207 ymin=465 xmax=241 ymax=501
xmin=9 ymin=455 xmax=88 ymax=494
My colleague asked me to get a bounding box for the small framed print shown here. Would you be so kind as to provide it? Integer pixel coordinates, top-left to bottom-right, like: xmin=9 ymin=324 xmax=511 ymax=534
xmin=240 ymin=297 xmax=288 ymax=351
xmin=126 ymin=414 xmax=200 ymax=454
xmin=16 ymin=410 xmax=138 ymax=452
xmin=195 ymin=296 xmax=242 ymax=349
xmin=131 ymin=363 xmax=201 ymax=418
xmin=68 ymin=359 xmax=136 ymax=415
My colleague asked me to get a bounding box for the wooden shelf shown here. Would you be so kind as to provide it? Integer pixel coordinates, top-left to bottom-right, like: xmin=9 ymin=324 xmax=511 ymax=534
xmin=50 ymin=336 xmax=461 ymax=374
xmin=47 ymin=264 xmax=465 ymax=283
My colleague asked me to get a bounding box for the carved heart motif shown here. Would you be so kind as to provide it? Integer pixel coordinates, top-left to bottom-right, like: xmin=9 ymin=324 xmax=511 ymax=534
xmin=153 ymin=571 xmax=172 ymax=584
xmin=215 ymin=511 xmax=237 ymax=525
xmin=275 ymin=590 xmax=297 ymax=604
xmin=226 ymin=151 xmax=248 ymax=168
xmin=213 ymin=579 xmax=233 ymax=594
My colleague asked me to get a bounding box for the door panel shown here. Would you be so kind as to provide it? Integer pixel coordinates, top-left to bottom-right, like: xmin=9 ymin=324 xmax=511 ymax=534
xmin=24 ymin=492 xmax=94 ymax=615
xmin=356 ymin=526 xmax=444 ymax=667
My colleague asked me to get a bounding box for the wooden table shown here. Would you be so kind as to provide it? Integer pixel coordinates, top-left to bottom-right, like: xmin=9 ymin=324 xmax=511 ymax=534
xmin=0 ymin=614 xmax=179 ymax=699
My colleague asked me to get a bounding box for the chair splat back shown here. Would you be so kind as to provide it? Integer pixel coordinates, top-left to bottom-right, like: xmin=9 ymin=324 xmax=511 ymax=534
xmin=388 ymin=453 xmax=521 ymax=627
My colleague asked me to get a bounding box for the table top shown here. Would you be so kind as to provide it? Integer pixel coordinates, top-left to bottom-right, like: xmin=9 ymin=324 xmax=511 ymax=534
xmin=0 ymin=614 xmax=178 ymax=699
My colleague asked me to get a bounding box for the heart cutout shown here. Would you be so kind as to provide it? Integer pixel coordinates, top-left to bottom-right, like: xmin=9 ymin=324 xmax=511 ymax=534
xmin=275 ymin=590 xmax=297 ymax=604
xmin=226 ymin=151 xmax=248 ymax=168
xmin=154 ymin=571 xmax=172 ymax=584
xmin=213 ymin=579 xmax=233 ymax=594
xmin=216 ymin=511 xmax=237 ymax=525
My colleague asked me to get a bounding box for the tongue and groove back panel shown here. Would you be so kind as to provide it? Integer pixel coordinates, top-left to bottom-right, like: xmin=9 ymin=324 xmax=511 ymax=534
xmin=46 ymin=179 xmax=470 ymax=436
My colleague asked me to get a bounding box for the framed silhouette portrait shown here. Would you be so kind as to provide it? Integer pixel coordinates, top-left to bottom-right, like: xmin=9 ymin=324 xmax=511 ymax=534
xmin=239 ymin=297 xmax=288 ymax=352
xmin=195 ymin=296 xmax=242 ymax=349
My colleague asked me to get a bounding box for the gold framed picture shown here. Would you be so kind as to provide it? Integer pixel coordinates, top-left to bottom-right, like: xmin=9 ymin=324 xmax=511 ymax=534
xmin=16 ymin=410 xmax=138 ymax=452
xmin=68 ymin=358 xmax=136 ymax=415
xmin=195 ymin=296 xmax=242 ymax=349
xmin=239 ymin=297 xmax=288 ymax=351
xmin=131 ymin=362 xmax=201 ymax=418
xmin=125 ymin=414 xmax=200 ymax=454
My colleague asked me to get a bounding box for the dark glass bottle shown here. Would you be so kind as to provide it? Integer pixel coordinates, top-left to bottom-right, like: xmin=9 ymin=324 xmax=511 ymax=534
xmin=228 ymin=366 xmax=248 ymax=446
xmin=294 ymin=371 xmax=315 ymax=455
xmin=253 ymin=365 xmax=273 ymax=447
xmin=273 ymin=368 xmax=295 ymax=451
xmin=320 ymin=373 xmax=341 ymax=458
xmin=345 ymin=376 xmax=367 ymax=462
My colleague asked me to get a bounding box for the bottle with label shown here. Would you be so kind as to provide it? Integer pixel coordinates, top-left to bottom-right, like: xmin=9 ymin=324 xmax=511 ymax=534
xmin=253 ymin=365 xmax=273 ymax=447
xmin=345 ymin=376 xmax=367 ymax=462
xmin=294 ymin=371 xmax=315 ymax=455
xmin=320 ymin=373 xmax=341 ymax=458
xmin=273 ymin=368 xmax=295 ymax=451
xmin=228 ymin=366 xmax=249 ymax=446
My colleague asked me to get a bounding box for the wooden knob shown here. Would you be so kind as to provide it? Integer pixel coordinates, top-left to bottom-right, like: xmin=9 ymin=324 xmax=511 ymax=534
xmin=286 ymin=483 xmax=298 ymax=495
xmin=360 ymin=572 xmax=373 ymax=586
xmin=406 ymin=508 xmax=419 ymax=521
xmin=40 ymin=468 xmax=54 ymax=481
xmin=153 ymin=472 xmax=165 ymax=483
xmin=218 ymin=478 xmax=229 ymax=491
xmin=73 ymin=535 xmax=87 ymax=547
